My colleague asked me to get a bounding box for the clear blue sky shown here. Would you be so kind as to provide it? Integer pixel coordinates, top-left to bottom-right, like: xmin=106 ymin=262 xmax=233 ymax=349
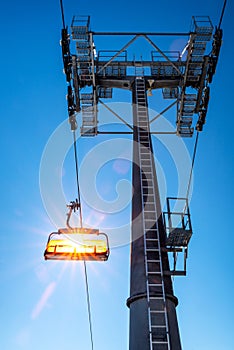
xmin=0 ymin=1 xmax=233 ymax=349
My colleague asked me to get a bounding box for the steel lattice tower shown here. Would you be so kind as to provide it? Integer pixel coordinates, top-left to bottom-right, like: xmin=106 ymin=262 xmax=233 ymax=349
xmin=60 ymin=11 xmax=223 ymax=349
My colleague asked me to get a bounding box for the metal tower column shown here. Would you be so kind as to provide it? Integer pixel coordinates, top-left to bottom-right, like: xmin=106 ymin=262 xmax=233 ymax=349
xmin=127 ymin=78 xmax=181 ymax=350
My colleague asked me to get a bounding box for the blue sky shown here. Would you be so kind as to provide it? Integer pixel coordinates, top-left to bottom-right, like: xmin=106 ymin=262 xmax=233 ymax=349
xmin=0 ymin=0 xmax=234 ymax=349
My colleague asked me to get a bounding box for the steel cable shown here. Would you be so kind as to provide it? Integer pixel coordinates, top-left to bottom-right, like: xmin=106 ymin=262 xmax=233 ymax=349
xmin=72 ymin=131 xmax=94 ymax=350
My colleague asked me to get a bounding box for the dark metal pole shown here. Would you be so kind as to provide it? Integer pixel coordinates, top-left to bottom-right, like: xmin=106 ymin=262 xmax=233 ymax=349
xmin=127 ymin=80 xmax=182 ymax=350
xmin=92 ymin=32 xmax=191 ymax=36
xmin=127 ymin=88 xmax=149 ymax=349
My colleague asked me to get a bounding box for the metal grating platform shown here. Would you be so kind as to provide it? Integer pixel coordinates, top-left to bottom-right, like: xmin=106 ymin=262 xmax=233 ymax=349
xmin=71 ymin=15 xmax=90 ymax=39
xmin=98 ymin=87 xmax=113 ymax=98
xmin=166 ymin=228 xmax=192 ymax=247
xmin=162 ymin=87 xmax=178 ymax=99
xmin=97 ymin=50 xmax=127 ymax=77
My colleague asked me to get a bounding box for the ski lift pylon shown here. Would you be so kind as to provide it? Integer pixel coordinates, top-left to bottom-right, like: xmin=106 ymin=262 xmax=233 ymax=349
xmin=44 ymin=227 xmax=110 ymax=261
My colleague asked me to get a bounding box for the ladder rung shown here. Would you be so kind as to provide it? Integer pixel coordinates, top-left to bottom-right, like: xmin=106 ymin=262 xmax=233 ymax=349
xmin=141 ymin=167 xmax=152 ymax=170
xmin=148 ymin=283 xmax=163 ymax=286
xmin=151 ymin=341 xmax=169 ymax=344
xmin=146 ymin=247 xmax=160 ymax=251
xmin=147 ymin=268 xmax=162 ymax=273
xmin=150 ymin=310 xmax=166 ymax=313
xmin=149 ymin=297 xmax=165 ymax=300
xmin=146 ymin=249 xmax=160 ymax=252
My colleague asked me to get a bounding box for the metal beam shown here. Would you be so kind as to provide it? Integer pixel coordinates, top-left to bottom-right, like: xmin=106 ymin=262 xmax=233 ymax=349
xmin=151 ymin=131 xmax=177 ymax=134
xmin=92 ymin=31 xmax=191 ymax=36
xmin=97 ymin=131 xmax=133 ymax=134
xmin=99 ymin=99 xmax=133 ymax=130
xmin=144 ymin=35 xmax=182 ymax=76
xmin=97 ymin=61 xmax=187 ymax=67
xmin=150 ymin=100 xmax=177 ymax=124
xmin=97 ymin=35 xmax=138 ymax=75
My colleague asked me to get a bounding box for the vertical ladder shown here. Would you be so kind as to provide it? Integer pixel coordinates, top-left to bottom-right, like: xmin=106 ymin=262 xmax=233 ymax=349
xmin=134 ymin=56 xmax=144 ymax=77
xmin=135 ymin=78 xmax=170 ymax=350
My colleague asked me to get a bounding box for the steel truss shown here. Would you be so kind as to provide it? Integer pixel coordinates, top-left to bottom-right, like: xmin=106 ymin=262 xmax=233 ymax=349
xmin=59 ymin=12 xmax=223 ymax=350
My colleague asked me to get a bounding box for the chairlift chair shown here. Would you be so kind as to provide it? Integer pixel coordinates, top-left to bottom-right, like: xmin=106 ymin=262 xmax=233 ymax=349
xmin=44 ymin=227 xmax=109 ymax=261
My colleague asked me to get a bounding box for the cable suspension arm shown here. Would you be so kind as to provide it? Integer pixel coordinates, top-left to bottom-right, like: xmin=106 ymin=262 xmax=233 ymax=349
xmin=72 ymin=131 xmax=82 ymax=227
